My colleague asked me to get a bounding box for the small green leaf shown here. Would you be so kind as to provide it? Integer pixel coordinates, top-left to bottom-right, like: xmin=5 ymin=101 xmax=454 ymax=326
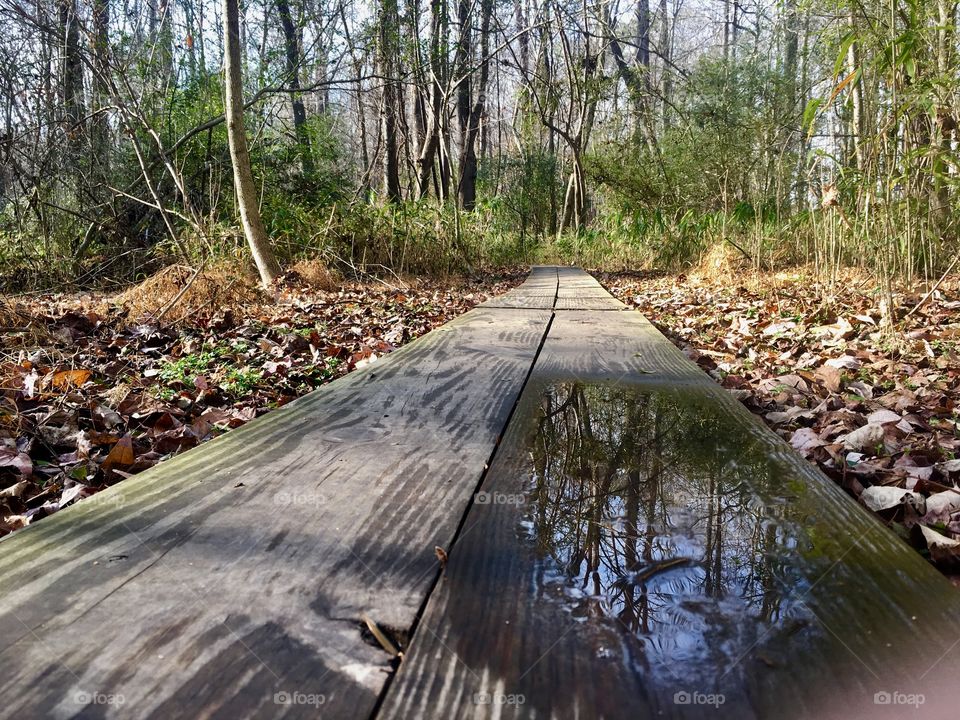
xmin=803 ymin=98 xmax=824 ymax=134
xmin=834 ymin=31 xmax=857 ymax=79
xmin=904 ymin=55 xmax=916 ymax=80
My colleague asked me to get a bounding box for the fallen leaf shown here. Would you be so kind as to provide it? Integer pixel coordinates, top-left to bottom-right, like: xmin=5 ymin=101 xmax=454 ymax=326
xmin=867 ymin=409 xmax=901 ymax=425
xmin=50 ymin=369 xmax=92 ymax=390
xmin=921 ymin=525 xmax=960 ymax=567
xmin=0 ymin=449 xmax=32 ymax=476
xmin=762 ymin=321 xmax=797 ymax=336
xmin=860 ymin=486 xmax=925 ymax=513
xmin=937 ymin=460 xmax=960 ymax=475
xmin=361 ymin=614 xmax=401 ymax=657
xmin=815 ymin=364 xmax=842 ymax=393
xmin=102 ymin=435 xmax=135 ymax=470
xmin=57 ymin=484 xmax=85 ymax=508
xmin=924 ymin=491 xmax=960 ymax=523
xmin=842 ymin=423 xmax=885 ymax=452
xmin=790 ymin=428 xmax=826 ymax=456
xmin=0 ymin=480 xmax=29 ymax=499
xmin=825 ymin=355 xmax=861 ymax=370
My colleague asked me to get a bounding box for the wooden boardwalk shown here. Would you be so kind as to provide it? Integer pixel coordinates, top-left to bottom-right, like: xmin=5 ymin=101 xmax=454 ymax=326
xmin=1 ymin=267 xmax=959 ymax=719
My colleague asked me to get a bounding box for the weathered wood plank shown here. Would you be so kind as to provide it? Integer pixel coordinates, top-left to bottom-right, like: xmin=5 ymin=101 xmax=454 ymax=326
xmin=0 ymin=305 xmax=552 ymax=719
xmin=380 ymin=291 xmax=960 ymax=719
xmin=535 ymin=309 xmax=712 ymax=385
xmin=481 ymin=266 xmax=557 ymax=309
xmin=485 ymin=266 xmax=625 ymax=310
xmin=554 ymin=295 xmax=626 ymax=310
xmin=556 ymin=267 xmax=624 ymax=309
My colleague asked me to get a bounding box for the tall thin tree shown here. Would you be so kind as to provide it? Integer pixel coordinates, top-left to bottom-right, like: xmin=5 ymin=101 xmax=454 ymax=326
xmin=378 ymin=0 xmax=403 ymax=202
xmin=277 ymin=0 xmax=314 ymax=176
xmin=223 ymin=0 xmax=282 ymax=286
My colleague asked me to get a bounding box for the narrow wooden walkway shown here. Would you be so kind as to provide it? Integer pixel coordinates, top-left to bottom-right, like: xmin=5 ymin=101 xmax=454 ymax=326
xmin=1 ymin=268 xmax=959 ymax=719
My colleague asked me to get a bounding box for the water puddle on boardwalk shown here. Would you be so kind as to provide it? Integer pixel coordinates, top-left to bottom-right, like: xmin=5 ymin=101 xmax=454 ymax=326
xmin=496 ymin=379 xmax=960 ymax=714
xmin=518 ymin=381 xmax=815 ymax=685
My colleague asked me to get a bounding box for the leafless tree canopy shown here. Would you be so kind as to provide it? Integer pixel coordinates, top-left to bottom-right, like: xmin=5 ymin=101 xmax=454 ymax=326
xmin=0 ymin=0 xmax=956 ymax=285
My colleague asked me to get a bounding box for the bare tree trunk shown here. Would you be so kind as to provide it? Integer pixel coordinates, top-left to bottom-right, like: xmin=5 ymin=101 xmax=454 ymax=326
xmin=277 ymin=0 xmax=314 ymax=176
xmin=541 ymin=6 xmax=557 ymax=234
xmin=339 ymin=5 xmax=371 ymax=196
xmin=731 ymin=0 xmax=740 ymax=50
xmin=454 ymin=0 xmax=472 ymax=207
xmin=515 ymin=0 xmax=529 ymax=78
xmin=153 ymin=0 xmax=175 ymax=89
xmin=416 ymin=0 xmax=446 ymax=198
xmin=223 ymin=0 xmax=281 ymax=286
xmin=183 ymin=0 xmax=200 ymax=79
xmin=659 ymin=0 xmax=672 ymax=132
xmin=407 ymin=0 xmax=427 ymax=151
xmin=932 ymin=0 xmax=957 ymax=226
xmin=457 ymin=0 xmax=493 ymax=210
xmin=379 ymin=0 xmax=402 ymax=202
xmin=58 ymin=0 xmax=83 ymax=178
xmin=780 ymin=0 xmax=799 ymax=212
xmin=555 ymin=7 xmax=600 ymax=234
xmin=355 ymin=58 xmax=371 ymax=197
xmin=845 ymin=11 xmax=864 ymax=172
xmin=91 ymin=0 xmax=111 ymax=184
xmin=605 ymin=1 xmax=648 ymax=146
xmin=636 ymin=0 xmax=650 ymax=69
xmin=635 ymin=0 xmax=650 ymax=134
xmin=723 ymin=0 xmax=731 ymax=60
xmin=783 ymin=0 xmax=799 ymax=109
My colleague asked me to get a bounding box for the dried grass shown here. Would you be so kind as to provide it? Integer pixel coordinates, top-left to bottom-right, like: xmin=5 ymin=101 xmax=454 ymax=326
xmin=0 ymin=296 xmax=24 ymax=328
xmin=284 ymin=260 xmax=340 ymax=292
xmin=112 ymin=264 xmax=265 ymax=324
xmin=689 ymin=242 xmax=752 ymax=286
xmin=0 ymin=296 xmax=54 ymax=351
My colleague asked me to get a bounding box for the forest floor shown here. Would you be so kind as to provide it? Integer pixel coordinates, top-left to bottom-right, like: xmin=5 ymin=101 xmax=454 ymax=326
xmin=2 ymin=262 xmax=960 ymax=582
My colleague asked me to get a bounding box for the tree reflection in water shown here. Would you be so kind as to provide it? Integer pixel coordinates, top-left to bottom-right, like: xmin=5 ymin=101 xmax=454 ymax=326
xmin=524 ymin=382 xmax=811 ymax=682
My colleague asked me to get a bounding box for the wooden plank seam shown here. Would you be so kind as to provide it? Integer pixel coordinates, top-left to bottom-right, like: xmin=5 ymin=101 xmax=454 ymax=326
xmin=367 ymin=267 xmax=560 ymax=717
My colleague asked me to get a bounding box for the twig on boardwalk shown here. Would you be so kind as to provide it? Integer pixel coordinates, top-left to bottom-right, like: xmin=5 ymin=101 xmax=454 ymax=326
xmin=362 ymin=614 xmax=401 ymax=657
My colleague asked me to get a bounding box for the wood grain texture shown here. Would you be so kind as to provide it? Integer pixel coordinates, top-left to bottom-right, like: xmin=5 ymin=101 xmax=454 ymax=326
xmin=538 ymin=310 xmax=714 ymax=385
xmin=0 ymin=305 xmax=552 ymax=719
xmin=554 ymin=267 xmax=626 ymax=310
xmin=380 ymin=288 xmax=960 ymax=719
xmin=481 ymin=266 xmax=557 ymax=309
